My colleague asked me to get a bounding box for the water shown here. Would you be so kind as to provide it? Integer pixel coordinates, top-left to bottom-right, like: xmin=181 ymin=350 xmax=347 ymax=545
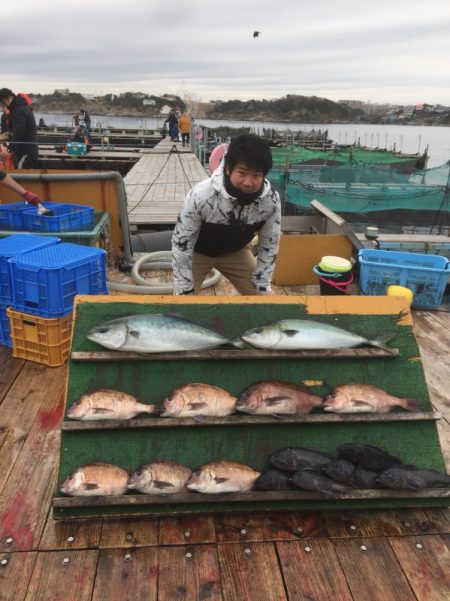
xmin=36 ymin=112 xmax=449 ymax=168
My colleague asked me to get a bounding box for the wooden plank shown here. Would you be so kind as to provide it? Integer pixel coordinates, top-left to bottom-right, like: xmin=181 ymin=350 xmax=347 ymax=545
xmin=324 ymin=509 xmax=407 ymax=538
xmin=389 ymin=535 xmax=450 ymax=601
xmin=60 ymin=411 xmax=442 ymax=431
xmin=99 ymin=517 xmax=159 ymax=548
xmin=71 ymin=346 xmax=400 ymax=361
xmin=0 ymin=551 xmax=37 ymax=601
xmin=214 ymin=513 xmax=275 ymax=543
xmin=38 ymin=513 xmax=103 ymax=550
xmin=277 ymin=539 xmax=353 ymax=600
xmin=0 ymin=348 xmax=24 ymax=403
xmin=0 ymin=362 xmax=65 ymax=492
xmin=217 ymin=542 xmax=287 ymax=601
xmin=158 ymin=544 xmax=222 ymax=601
xmin=91 ymin=547 xmax=158 ymax=601
xmin=23 ymin=550 xmax=98 ymax=601
xmin=392 ymin=508 xmax=450 ymax=535
xmin=158 ymin=515 xmax=216 ymax=545
xmin=333 ymin=537 xmax=417 ymax=601
xmin=442 ymin=533 xmax=450 ymax=550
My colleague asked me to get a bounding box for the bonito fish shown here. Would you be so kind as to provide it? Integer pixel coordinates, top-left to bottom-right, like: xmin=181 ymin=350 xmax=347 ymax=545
xmin=162 ymin=383 xmax=237 ymax=417
xmin=67 ymin=389 xmax=155 ymax=420
xmin=324 ymin=383 xmax=417 ymax=413
xmin=60 ymin=463 xmax=129 ymax=496
xmin=240 ymin=319 xmax=395 ymax=350
xmin=128 ymin=460 xmax=192 ymax=494
xmin=87 ymin=313 xmax=235 ymax=353
xmin=236 ymin=380 xmax=322 ymax=415
xmin=186 ymin=460 xmax=261 ymax=494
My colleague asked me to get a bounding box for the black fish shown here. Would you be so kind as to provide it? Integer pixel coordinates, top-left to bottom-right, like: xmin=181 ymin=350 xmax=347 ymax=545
xmin=376 ymin=466 xmax=450 ymax=490
xmin=254 ymin=469 xmax=292 ymax=490
xmin=290 ymin=470 xmax=350 ymax=496
xmin=323 ymin=459 xmax=355 ymax=485
xmin=352 ymin=466 xmax=380 ymax=489
xmin=269 ymin=447 xmax=333 ymax=472
xmin=338 ymin=442 xmax=402 ymax=471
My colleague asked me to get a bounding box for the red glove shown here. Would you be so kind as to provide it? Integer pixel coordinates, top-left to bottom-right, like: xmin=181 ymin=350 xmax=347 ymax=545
xmin=22 ymin=191 xmax=41 ymax=206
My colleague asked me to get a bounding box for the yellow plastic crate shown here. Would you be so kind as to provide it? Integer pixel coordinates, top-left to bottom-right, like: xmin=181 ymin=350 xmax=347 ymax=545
xmin=7 ymin=308 xmax=73 ymax=366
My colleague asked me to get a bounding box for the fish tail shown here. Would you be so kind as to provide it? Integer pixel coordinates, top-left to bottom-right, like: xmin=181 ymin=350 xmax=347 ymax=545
xmin=231 ymin=338 xmax=247 ymax=349
xmin=403 ymin=398 xmax=423 ymax=412
xmin=370 ymin=334 xmax=396 ymax=351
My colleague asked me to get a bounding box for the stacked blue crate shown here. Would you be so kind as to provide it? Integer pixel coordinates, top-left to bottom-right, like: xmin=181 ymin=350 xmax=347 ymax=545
xmin=9 ymin=243 xmax=108 ymax=318
xmin=0 ymin=234 xmax=60 ymax=346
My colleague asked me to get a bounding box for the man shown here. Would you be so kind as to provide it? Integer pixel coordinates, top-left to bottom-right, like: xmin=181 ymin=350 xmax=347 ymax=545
xmin=0 ymin=88 xmax=38 ymax=168
xmin=178 ymin=112 xmax=191 ymax=147
xmin=0 ymin=169 xmax=41 ymax=205
xmin=172 ymin=134 xmax=281 ymax=295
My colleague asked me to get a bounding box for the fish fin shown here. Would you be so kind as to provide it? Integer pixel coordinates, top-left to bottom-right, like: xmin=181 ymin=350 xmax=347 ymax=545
xmin=214 ymin=477 xmax=228 ymax=484
xmin=353 ymin=400 xmax=374 ymax=409
xmin=282 ymin=329 xmax=299 ymax=337
xmin=92 ymin=408 xmax=115 ymax=414
xmin=265 ymin=396 xmax=290 ymax=406
xmin=154 ymin=480 xmax=175 ymax=489
xmin=231 ymin=338 xmax=247 ymax=349
xmin=403 ymin=398 xmax=422 ymax=412
xmin=188 ymin=402 xmax=207 ymax=409
xmin=270 ymin=413 xmax=287 ymax=420
xmin=129 ymin=330 xmax=141 ymax=338
xmin=371 ymin=334 xmax=397 ymax=351
xmin=84 ymin=483 xmax=99 ymax=490
xmin=193 ymin=415 xmax=207 ymax=423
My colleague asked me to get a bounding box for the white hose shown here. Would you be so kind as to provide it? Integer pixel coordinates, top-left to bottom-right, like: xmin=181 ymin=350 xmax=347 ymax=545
xmin=107 ymin=251 xmax=221 ymax=294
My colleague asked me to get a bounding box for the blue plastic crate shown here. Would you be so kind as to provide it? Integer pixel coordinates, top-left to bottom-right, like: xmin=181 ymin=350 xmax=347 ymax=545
xmin=0 ymin=202 xmax=31 ymax=231
xmin=9 ymin=243 xmax=108 ymax=317
xmin=0 ymin=234 xmax=60 ymax=303
xmin=22 ymin=203 xmax=94 ymax=233
xmin=358 ymin=248 xmax=450 ymax=309
xmin=0 ymin=302 xmax=11 ymax=347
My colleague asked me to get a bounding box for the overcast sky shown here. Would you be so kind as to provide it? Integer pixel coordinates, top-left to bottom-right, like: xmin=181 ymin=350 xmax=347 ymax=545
xmin=2 ymin=0 xmax=449 ymax=105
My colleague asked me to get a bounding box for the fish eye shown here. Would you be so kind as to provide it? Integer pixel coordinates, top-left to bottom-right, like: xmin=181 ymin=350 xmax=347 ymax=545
xmin=252 ymin=328 xmax=263 ymax=334
xmin=96 ymin=327 xmax=109 ymax=334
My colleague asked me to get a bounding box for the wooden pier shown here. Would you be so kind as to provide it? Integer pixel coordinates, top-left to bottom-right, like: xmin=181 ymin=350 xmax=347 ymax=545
xmin=124 ymin=138 xmax=208 ymax=226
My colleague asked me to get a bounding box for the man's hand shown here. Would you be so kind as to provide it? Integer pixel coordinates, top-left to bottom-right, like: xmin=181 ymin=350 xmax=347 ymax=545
xmin=22 ymin=190 xmax=41 ymax=206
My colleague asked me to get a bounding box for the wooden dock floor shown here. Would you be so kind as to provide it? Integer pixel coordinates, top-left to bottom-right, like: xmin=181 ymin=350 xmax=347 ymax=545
xmin=1 ymin=283 xmax=449 ymax=600
xmin=124 ymin=138 xmax=208 ymax=226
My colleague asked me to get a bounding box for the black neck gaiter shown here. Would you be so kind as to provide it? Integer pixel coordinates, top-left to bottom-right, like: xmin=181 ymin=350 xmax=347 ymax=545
xmin=224 ymin=172 xmax=264 ymax=206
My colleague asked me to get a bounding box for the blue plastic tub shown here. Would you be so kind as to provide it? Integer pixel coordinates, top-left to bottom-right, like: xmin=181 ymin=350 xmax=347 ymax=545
xmin=0 ymin=202 xmax=31 ymax=231
xmin=22 ymin=203 xmax=94 ymax=233
xmin=358 ymin=248 xmax=450 ymax=309
xmin=0 ymin=302 xmax=11 ymax=347
xmin=9 ymin=243 xmax=108 ymax=317
xmin=0 ymin=234 xmax=60 ymax=303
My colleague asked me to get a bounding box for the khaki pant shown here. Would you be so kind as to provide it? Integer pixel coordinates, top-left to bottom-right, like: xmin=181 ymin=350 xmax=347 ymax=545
xmin=193 ymin=246 xmax=258 ymax=295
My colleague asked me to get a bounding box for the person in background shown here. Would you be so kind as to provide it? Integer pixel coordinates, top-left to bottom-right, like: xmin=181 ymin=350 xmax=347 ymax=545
xmin=0 ymin=88 xmax=38 ymax=169
xmin=178 ymin=112 xmax=191 ymax=147
xmin=79 ymin=109 xmax=91 ymax=131
xmin=0 ymin=168 xmax=41 ymax=206
xmin=172 ymin=133 xmax=281 ymax=295
xmin=165 ymin=110 xmax=179 ymax=142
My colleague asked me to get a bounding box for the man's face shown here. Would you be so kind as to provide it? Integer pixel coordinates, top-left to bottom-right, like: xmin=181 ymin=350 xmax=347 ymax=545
xmin=227 ymin=161 xmax=264 ymax=194
xmin=0 ymin=95 xmax=13 ymax=108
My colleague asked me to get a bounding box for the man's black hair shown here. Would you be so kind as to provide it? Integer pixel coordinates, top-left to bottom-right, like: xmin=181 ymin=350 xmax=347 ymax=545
xmin=225 ymin=134 xmax=272 ymax=176
xmin=0 ymin=88 xmax=14 ymax=101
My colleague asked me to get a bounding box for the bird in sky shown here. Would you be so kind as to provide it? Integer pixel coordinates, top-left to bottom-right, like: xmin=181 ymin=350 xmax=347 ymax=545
xmin=253 ymin=31 xmax=260 ymax=38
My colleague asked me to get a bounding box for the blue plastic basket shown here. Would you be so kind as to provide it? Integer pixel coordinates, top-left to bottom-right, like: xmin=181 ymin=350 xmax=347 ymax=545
xmin=358 ymin=248 xmax=450 ymax=309
xmin=0 ymin=202 xmax=31 ymax=231
xmin=0 ymin=234 xmax=60 ymax=303
xmin=22 ymin=203 xmax=94 ymax=233
xmin=9 ymin=243 xmax=108 ymax=317
xmin=0 ymin=302 xmax=11 ymax=347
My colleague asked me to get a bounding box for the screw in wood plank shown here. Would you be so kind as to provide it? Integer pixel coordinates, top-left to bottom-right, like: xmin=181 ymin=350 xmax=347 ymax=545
xmin=5 ymin=538 xmax=13 ymax=545
xmin=244 ymin=548 xmax=252 ymax=556
xmin=66 ymin=536 xmax=74 ymax=543
xmin=416 ymin=543 xmax=423 ymax=550
xmin=304 ymin=546 xmax=311 ymax=553
xmin=184 ymin=530 xmax=191 ymax=538
xmin=296 ymin=527 xmax=303 ymax=534
xmin=1 ymin=559 xmax=8 ymax=566
xmin=360 ymin=545 xmax=367 ymax=551
xmin=240 ymin=529 xmax=247 ymax=536
xmin=349 ymin=525 xmax=357 ymax=531
xmin=185 ymin=552 xmax=193 ymax=560
xmin=126 ymin=532 xmax=133 ymax=541
xmin=124 ymin=553 xmax=132 ymax=561
xmin=403 ymin=522 xmax=410 ymax=527
xmin=62 ymin=557 xmax=70 ymax=565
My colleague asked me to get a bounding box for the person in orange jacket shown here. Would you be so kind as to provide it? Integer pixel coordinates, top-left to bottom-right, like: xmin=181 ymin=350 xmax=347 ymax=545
xmin=178 ymin=112 xmax=191 ymax=147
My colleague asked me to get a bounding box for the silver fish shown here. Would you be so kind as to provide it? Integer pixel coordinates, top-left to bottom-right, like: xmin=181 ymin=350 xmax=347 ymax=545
xmin=240 ymin=319 xmax=395 ymax=350
xmin=162 ymin=383 xmax=237 ymax=417
xmin=128 ymin=460 xmax=192 ymax=494
xmin=67 ymin=389 xmax=155 ymax=420
xmin=60 ymin=463 xmax=129 ymax=496
xmin=186 ymin=460 xmax=261 ymax=494
xmin=87 ymin=313 xmax=234 ymax=353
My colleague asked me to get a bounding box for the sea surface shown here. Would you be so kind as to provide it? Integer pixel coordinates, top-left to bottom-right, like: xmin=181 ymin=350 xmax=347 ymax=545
xmin=35 ymin=112 xmax=449 ymax=168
